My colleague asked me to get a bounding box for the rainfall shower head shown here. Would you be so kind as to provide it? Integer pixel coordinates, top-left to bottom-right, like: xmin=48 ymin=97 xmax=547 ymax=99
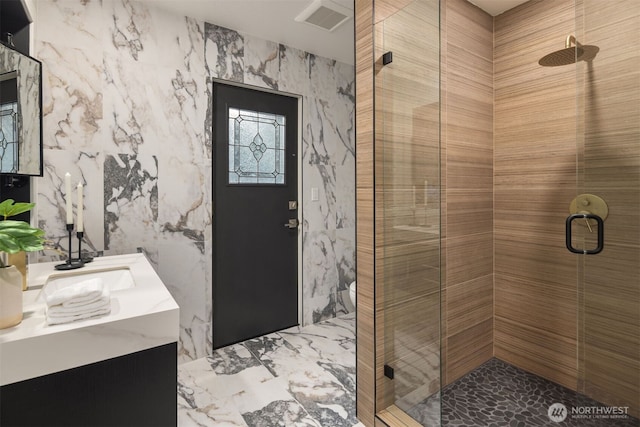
xmin=538 ymin=35 xmax=599 ymax=67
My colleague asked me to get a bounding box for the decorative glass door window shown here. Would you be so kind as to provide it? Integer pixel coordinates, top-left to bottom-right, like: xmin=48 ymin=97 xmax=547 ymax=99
xmin=228 ymin=107 xmax=286 ymax=184
xmin=0 ymin=101 xmax=18 ymax=173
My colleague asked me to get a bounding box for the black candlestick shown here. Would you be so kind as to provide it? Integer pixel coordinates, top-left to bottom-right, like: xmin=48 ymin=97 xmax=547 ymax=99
xmin=55 ymin=224 xmax=84 ymax=270
xmin=74 ymin=231 xmax=93 ymax=264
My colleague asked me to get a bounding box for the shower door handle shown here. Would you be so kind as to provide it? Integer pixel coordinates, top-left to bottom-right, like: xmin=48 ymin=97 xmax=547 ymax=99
xmin=565 ymin=213 xmax=604 ymax=254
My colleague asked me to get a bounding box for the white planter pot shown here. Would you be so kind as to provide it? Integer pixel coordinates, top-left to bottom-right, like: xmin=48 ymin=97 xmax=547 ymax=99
xmin=0 ymin=265 xmax=23 ymax=329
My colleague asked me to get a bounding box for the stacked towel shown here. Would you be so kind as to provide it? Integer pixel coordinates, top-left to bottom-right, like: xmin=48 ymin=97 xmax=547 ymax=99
xmin=45 ymin=278 xmax=111 ymax=325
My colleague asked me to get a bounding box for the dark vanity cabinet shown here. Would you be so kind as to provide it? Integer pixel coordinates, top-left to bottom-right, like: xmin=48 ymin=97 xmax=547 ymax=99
xmin=0 ymin=343 xmax=178 ymax=427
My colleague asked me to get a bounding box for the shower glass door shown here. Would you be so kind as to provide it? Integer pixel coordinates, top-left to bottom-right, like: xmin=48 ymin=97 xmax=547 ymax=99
xmin=575 ymin=0 xmax=640 ymax=418
xmin=374 ymin=0 xmax=442 ymax=424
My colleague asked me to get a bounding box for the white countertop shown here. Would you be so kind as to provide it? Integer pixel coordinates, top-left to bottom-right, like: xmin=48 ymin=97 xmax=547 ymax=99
xmin=0 ymin=253 xmax=180 ymax=386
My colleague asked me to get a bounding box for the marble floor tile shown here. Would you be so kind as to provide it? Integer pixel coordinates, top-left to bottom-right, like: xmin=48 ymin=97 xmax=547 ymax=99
xmin=278 ymin=318 xmax=355 ymax=367
xmin=178 ymin=313 xmax=360 ymax=427
xmin=178 ymin=359 xmax=248 ymax=426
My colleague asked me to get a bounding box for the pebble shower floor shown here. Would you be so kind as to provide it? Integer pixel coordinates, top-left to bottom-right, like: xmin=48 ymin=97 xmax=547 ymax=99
xmin=408 ymin=358 xmax=640 ymax=426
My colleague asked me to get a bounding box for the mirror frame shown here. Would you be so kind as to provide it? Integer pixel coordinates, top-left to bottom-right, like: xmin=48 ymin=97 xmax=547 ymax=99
xmin=0 ymin=41 xmax=43 ymax=176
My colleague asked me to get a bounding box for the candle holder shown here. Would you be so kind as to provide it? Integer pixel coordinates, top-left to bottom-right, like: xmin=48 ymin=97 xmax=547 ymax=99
xmin=74 ymin=231 xmax=93 ymax=264
xmin=55 ymin=224 xmax=84 ymax=270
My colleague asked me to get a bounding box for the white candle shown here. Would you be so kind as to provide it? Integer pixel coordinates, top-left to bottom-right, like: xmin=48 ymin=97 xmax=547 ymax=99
xmin=65 ymin=172 xmax=73 ymax=225
xmin=77 ymin=182 xmax=84 ymax=233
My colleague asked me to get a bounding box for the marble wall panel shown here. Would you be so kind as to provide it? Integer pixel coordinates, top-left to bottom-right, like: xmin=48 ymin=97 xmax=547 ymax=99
xmin=37 ymin=149 xmax=105 ymax=261
xmin=33 ymin=0 xmax=354 ymax=362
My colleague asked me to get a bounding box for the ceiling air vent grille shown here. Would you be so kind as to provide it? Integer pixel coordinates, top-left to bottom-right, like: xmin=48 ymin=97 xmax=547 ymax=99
xmin=295 ymin=0 xmax=352 ymax=32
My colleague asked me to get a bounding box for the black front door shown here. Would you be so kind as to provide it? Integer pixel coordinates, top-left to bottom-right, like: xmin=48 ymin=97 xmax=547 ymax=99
xmin=213 ymin=83 xmax=299 ymax=349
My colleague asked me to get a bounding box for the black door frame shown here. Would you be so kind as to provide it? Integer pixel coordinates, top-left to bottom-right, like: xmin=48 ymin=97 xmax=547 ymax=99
xmin=211 ymin=79 xmax=303 ymax=335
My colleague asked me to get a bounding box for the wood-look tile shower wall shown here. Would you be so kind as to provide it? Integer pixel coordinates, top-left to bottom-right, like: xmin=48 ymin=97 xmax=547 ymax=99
xmin=494 ymin=0 xmax=580 ymax=390
xmin=494 ymin=0 xmax=639 ymax=415
xmin=441 ymin=0 xmax=494 ymax=386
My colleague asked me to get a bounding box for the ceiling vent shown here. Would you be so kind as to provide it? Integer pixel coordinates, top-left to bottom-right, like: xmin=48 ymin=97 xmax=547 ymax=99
xmin=295 ymin=0 xmax=353 ymax=32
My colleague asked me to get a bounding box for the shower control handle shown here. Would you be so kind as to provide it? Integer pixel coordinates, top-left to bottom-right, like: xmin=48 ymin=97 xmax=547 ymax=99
xmin=565 ymin=213 xmax=604 ymax=254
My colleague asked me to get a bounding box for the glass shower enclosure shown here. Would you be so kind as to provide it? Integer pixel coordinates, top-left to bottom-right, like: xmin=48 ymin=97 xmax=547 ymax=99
xmin=574 ymin=0 xmax=640 ymax=415
xmin=374 ymin=0 xmax=442 ymax=424
xmin=369 ymin=0 xmax=639 ymax=425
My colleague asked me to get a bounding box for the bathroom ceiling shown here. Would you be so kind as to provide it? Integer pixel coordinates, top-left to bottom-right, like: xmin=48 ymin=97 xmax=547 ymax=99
xmin=148 ymin=0 xmax=355 ymax=65
xmin=148 ymin=0 xmax=530 ymax=65
xmin=468 ymin=0 xmax=529 ymax=16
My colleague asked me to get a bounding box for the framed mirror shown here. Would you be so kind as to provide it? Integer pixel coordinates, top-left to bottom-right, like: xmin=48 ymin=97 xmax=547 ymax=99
xmin=0 ymin=41 xmax=42 ymax=176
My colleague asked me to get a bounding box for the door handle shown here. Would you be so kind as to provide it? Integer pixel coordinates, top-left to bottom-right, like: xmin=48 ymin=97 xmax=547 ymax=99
xmin=284 ymin=218 xmax=299 ymax=229
xmin=566 ymin=213 xmax=604 ymax=254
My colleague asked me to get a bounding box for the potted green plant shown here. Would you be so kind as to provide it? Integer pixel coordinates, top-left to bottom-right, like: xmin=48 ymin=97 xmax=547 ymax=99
xmin=0 ymin=199 xmax=45 ymax=329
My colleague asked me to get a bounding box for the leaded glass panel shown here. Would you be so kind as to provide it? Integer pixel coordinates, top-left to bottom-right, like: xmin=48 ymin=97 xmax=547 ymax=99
xmin=228 ymin=107 xmax=286 ymax=184
xmin=0 ymin=102 xmax=18 ymax=173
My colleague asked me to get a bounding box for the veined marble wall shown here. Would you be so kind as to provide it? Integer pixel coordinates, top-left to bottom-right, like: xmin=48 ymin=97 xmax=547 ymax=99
xmin=32 ymin=0 xmax=355 ymax=363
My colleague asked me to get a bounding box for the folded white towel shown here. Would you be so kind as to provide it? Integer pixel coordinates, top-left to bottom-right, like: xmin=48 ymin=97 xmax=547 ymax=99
xmin=44 ymin=277 xmax=112 ymax=325
xmin=46 ymin=306 xmax=111 ymax=325
xmin=45 ymin=278 xmax=105 ymax=307
xmin=47 ymin=297 xmax=110 ymax=316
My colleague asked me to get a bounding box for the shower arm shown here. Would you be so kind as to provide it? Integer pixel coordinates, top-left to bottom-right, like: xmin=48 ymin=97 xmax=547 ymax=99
xmin=565 ymin=35 xmax=581 ymax=48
